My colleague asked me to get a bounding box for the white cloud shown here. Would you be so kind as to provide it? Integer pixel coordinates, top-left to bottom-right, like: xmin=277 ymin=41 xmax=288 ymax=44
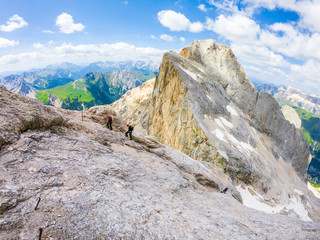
xmin=180 ymin=37 xmax=186 ymax=42
xmin=33 ymin=42 xmax=45 ymax=49
xmin=0 ymin=14 xmax=28 ymax=32
xmin=189 ymin=22 xmax=204 ymax=33
xmin=206 ymin=14 xmax=260 ymax=43
xmin=55 ymin=13 xmax=85 ymax=34
xmin=150 ymin=35 xmax=157 ymax=39
xmin=158 ymin=10 xmax=204 ymax=33
xmin=198 ymin=4 xmax=208 ymax=12
xmin=207 ymin=0 xmax=240 ymax=13
xmin=290 ymin=60 xmax=320 ymax=92
xmin=259 ymin=23 xmax=320 ymax=61
xmin=0 ymin=37 xmax=19 ymax=48
xmin=160 ymin=34 xmax=174 ymax=42
xmin=43 ymin=30 xmax=54 ymax=34
xmin=242 ymin=0 xmax=320 ymax=32
xmin=296 ymin=1 xmax=320 ymax=32
xmin=231 ymin=43 xmax=290 ymax=68
xmin=0 ymin=42 xmax=166 ymax=73
xmin=123 ymin=1 xmax=129 ymax=4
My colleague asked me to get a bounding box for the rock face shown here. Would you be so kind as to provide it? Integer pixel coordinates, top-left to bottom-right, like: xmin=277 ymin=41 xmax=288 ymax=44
xmin=281 ymin=105 xmax=302 ymax=129
xmin=1 ymin=86 xmax=320 ymax=239
xmin=110 ymin=69 xmax=142 ymax=94
xmin=256 ymin=84 xmax=320 ymax=116
xmin=12 ymin=80 xmax=36 ymax=99
xmin=112 ymin=40 xmax=319 ymax=220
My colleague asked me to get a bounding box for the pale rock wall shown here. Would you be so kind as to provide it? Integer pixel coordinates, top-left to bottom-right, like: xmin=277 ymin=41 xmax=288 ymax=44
xmin=111 ymin=40 xmax=318 ymax=221
xmin=281 ymin=105 xmax=302 ymax=129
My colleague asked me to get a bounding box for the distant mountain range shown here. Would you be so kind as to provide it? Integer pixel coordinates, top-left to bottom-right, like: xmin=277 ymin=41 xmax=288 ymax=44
xmin=255 ymin=83 xmax=320 ymax=116
xmin=0 ymin=60 xmax=159 ymax=97
xmin=35 ymin=69 xmax=156 ymax=110
xmin=78 ymin=60 xmax=159 ymax=76
xmin=254 ymin=82 xmax=320 ymax=183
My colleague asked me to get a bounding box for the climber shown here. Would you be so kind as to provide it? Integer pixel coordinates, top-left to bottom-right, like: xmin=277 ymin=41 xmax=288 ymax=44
xmin=125 ymin=124 xmax=134 ymax=140
xmin=221 ymin=187 xmax=228 ymax=194
xmin=106 ymin=115 xmax=113 ymax=130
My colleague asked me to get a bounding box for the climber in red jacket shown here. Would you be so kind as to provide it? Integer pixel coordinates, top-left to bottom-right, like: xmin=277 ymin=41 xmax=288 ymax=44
xmin=106 ymin=115 xmax=113 ymax=130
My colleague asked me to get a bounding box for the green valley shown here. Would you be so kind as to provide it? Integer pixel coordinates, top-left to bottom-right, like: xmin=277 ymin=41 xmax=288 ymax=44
xmin=292 ymin=106 xmax=320 ymax=183
xmin=36 ymin=70 xmax=155 ymax=110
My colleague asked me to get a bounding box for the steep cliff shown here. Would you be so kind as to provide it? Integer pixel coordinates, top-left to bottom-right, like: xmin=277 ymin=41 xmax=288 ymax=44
xmin=112 ymin=40 xmax=319 ymax=220
xmin=256 ymin=84 xmax=320 ymax=116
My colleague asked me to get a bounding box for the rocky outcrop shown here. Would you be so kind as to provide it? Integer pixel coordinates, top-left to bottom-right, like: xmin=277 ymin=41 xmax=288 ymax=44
xmin=112 ymin=40 xmax=317 ymax=220
xmin=0 ymin=86 xmax=66 ymax=149
xmin=281 ymin=105 xmax=302 ymax=129
xmin=111 ymin=69 xmax=142 ymax=94
xmin=48 ymin=94 xmax=62 ymax=108
xmin=256 ymin=84 xmax=320 ymax=116
xmin=12 ymin=80 xmax=36 ymax=99
xmin=1 ymin=86 xmax=320 ymax=239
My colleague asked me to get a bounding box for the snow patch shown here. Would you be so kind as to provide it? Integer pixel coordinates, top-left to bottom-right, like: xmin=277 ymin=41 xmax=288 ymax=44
xmin=215 ymin=118 xmax=224 ymax=129
xmin=225 ymin=131 xmax=256 ymax=156
xmin=236 ymin=185 xmax=312 ymax=222
xmin=213 ymin=129 xmax=226 ymax=142
xmin=286 ymin=196 xmax=312 ymax=222
xmin=226 ymin=105 xmax=238 ymax=116
xmin=27 ymin=90 xmax=36 ymax=99
xmin=179 ymin=66 xmax=201 ymax=82
xmin=219 ymin=117 xmax=233 ymax=129
xmin=236 ymin=185 xmax=283 ymax=214
xmin=215 ymin=117 xmax=255 ymax=156
xmin=215 ymin=117 xmax=233 ymax=130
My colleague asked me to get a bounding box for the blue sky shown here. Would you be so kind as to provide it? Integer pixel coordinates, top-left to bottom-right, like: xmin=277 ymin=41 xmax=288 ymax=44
xmin=1 ymin=0 xmax=320 ymax=95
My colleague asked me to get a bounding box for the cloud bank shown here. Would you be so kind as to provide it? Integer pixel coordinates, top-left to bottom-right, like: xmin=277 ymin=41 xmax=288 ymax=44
xmin=0 ymin=42 xmax=166 ymax=73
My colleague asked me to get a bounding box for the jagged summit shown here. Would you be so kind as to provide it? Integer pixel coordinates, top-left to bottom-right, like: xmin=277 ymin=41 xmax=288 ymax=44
xmin=112 ymin=39 xmax=320 ymax=221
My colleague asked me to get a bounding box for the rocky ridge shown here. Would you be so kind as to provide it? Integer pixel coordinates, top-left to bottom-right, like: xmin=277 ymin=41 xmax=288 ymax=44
xmin=256 ymin=84 xmax=320 ymax=116
xmin=1 ymin=86 xmax=320 ymax=239
xmin=112 ymin=39 xmax=320 ymax=221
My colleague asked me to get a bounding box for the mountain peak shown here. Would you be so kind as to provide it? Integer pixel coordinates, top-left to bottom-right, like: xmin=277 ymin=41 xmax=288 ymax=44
xmin=112 ymin=39 xmax=320 ymax=221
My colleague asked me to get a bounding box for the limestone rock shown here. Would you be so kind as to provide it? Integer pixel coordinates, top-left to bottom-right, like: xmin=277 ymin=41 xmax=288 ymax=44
xmin=111 ymin=40 xmax=318 ymax=221
xmin=257 ymin=84 xmax=320 ymax=116
xmin=281 ymin=105 xmax=302 ymax=129
xmin=1 ymin=86 xmax=320 ymax=239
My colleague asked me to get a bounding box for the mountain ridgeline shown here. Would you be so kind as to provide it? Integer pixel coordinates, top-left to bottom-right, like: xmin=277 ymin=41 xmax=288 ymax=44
xmin=35 ymin=69 xmax=156 ymax=110
xmin=0 ymin=60 xmax=159 ymax=103
xmin=112 ymin=39 xmax=320 ymax=221
xmin=255 ymin=83 xmax=320 ymax=183
xmin=1 ymin=40 xmax=320 ymax=238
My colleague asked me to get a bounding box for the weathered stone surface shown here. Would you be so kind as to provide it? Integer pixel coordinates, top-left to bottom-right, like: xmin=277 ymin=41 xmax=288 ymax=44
xmin=111 ymin=40 xmax=319 ymax=221
xmin=0 ymin=86 xmax=66 ymax=149
xmin=281 ymin=105 xmax=302 ymax=129
xmin=1 ymin=85 xmax=320 ymax=239
xmin=257 ymin=84 xmax=320 ymax=116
